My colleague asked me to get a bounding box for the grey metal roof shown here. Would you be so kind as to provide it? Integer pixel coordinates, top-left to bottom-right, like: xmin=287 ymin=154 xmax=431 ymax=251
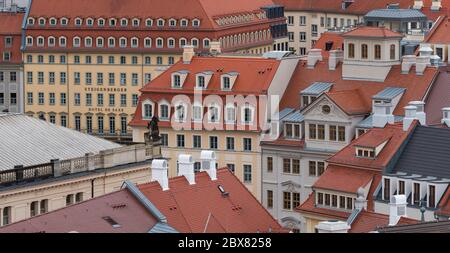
xmin=276 ymin=108 xmax=295 ymax=120
xmin=301 ymin=82 xmax=333 ymax=96
xmin=392 ymin=126 xmax=450 ymax=180
xmin=372 ymin=87 xmax=406 ymax=100
xmin=365 ymin=9 xmax=427 ymax=20
xmin=148 ymin=222 xmax=179 ymax=233
xmin=282 ymin=110 xmax=305 ymax=123
xmin=356 ymin=114 xmax=404 ymax=128
xmin=378 ymin=220 xmax=450 ymax=233
xmin=262 ymin=51 xmax=293 ymax=60
xmin=0 ymin=113 xmax=121 ymax=171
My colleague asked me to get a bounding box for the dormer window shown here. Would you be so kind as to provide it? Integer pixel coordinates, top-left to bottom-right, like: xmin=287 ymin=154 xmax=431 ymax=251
xmin=96 ymin=37 xmax=104 ymax=47
xmin=180 ymin=19 xmax=188 ymax=27
xmin=120 ymin=18 xmax=128 ymax=27
xmin=167 ymin=38 xmax=175 ymax=48
xmin=144 ymin=37 xmax=152 ymax=48
xmin=145 ymin=18 xmax=153 ymax=27
xmin=356 ymin=147 xmax=375 ymax=158
xmin=142 ymin=100 xmax=154 ymax=119
xmin=132 ymin=18 xmax=140 ymax=27
xmin=197 ymin=76 xmax=205 ymax=88
xmin=98 ymin=18 xmax=105 ymax=27
xmin=119 ymin=37 xmax=127 ymax=48
xmin=27 ymin=17 xmax=35 ymax=26
xmin=109 ymin=18 xmax=117 ymax=27
xmin=26 ymin=36 xmax=33 ymax=46
xmin=157 ymin=19 xmax=165 ymax=27
xmin=169 ymin=19 xmax=176 ymax=27
xmin=60 ymin=18 xmax=68 ymax=26
xmin=49 ymin=18 xmax=57 ymax=26
xmin=223 ymin=76 xmax=231 ymax=90
xmin=37 ymin=36 xmax=44 ymax=47
xmin=179 ymin=38 xmax=187 ymax=48
xmin=285 ymin=123 xmax=301 ymax=139
xmin=131 ymin=37 xmax=139 ymax=48
xmin=191 ymin=38 xmax=199 ymax=48
xmin=159 ymin=103 xmax=170 ymax=120
xmin=192 ymin=19 xmax=200 ymax=27
xmin=38 ymin=17 xmax=46 ymax=26
xmin=86 ymin=18 xmax=94 ymax=26
xmin=173 ymin=74 xmax=181 ymax=88
xmin=48 ymin=37 xmax=55 ymax=47
xmin=108 ymin=37 xmax=115 ymax=47
xmin=156 ymin=38 xmax=163 ymax=48
xmin=74 ymin=18 xmax=82 ymax=26
xmin=302 ymin=95 xmax=316 ymax=107
xmin=59 ymin=37 xmax=67 ymax=47
xmin=73 ymin=37 xmax=81 ymax=47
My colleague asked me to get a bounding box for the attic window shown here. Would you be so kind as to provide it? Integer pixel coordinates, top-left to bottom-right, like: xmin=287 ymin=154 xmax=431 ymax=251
xmin=356 ymin=147 xmax=375 ymax=158
xmin=197 ymin=76 xmax=205 ymax=88
xmin=102 ymin=216 xmax=121 ymax=228
xmin=173 ymin=74 xmax=181 ymax=87
xmin=222 ymin=76 xmax=231 ymax=90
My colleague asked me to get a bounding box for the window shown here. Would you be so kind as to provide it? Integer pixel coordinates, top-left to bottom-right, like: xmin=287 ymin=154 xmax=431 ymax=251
xmin=132 ymin=94 xmax=139 ymax=106
xmin=157 ymin=57 xmax=163 ymax=65
xmin=38 ymin=72 xmax=44 ymax=84
xmin=177 ymin=134 xmax=185 ymax=147
xmin=120 ymin=73 xmax=127 ymax=85
xmin=50 ymin=115 xmax=56 ymax=124
xmin=283 ymin=192 xmax=291 ymax=210
xmin=176 ymin=105 xmax=185 ymax=121
xmin=375 ymin=45 xmax=381 ymax=60
xmin=159 ymin=104 xmax=169 ymax=119
xmin=76 ymin=192 xmax=83 ymax=203
xmin=26 ymin=55 xmax=33 ymax=63
xmin=30 ymin=201 xmax=39 ymax=217
xmin=361 ymin=44 xmax=368 ymax=59
xmin=329 ymin=125 xmax=337 ymax=141
xmin=292 ymin=159 xmax=300 ymax=174
xmin=27 ymin=72 xmax=33 ymax=84
xmin=311 ymin=24 xmax=318 ymax=37
xmin=97 ymin=73 xmax=104 ymax=85
xmin=156 ymin=38 xmax=163 ymax=48
xmin=209 ymin=136 xmax=218 ymax=149
xmin=49 ymin=93 xmax=55 ymax=105
xmin=73 ymin=93 xmax=80 ymax=106
xmin=192 ymin=19 xmax=200 ymax=27
xmin=346 ymin=197 xmax=353 ymax=210
xmin=398 ymin=180 xmax=405 ymax=195
xmin=146 ymin=19 xmax=153 ymax=27
xmin=299 ymin=32 xmax=306 ymax=42
xmin=287 ymin=16 xmax=294 ymax=25
xmin=309 ymin=124 xmax=317 ymax=139
xmin=288 ymin=32 xmax=294 ymax=42
xmin=10 ymin=93 xmax=16 ymax=105
xmin=38 ymin=92 xmax=44 ymax=105
xmin=293 ymin=193 xmax=300 ymax=209
xmin=74 ymin=72 xmax=80 ymax=84
xmin=86 ymin=116 xmax=93 ymax=134
xmin=60 ymin=55 xmax=66 ymax=64
xmin=317 ymin=193 xmax=324 ymax=205
xmin=317 ymin=124 xmax=325 ymax=140
xmin=325 ymin=194 xmax=330 ymax=206
xmin=243 ymin=106 xmax=253 ymax=124
xmin=243 ymin=138 xmax=252 ymax=151
xmin=40 ymin=199 xmax=48 ymax=214
xmin=161 ymin=134 xmax=168 ymax=146
xmin=339 ymin=196 xmax=346 ymax=209
xmin=267 ymin=157 xmax=273 ymax=172
xmin=97 ymin=93 xmax=104 ymax=106
xmin=66 ymin=194 xmax=74 ymax=206
xmin=109 ymin=73 xmax=115 ymax=85
xmin=119 ymin=37 xmax=127 ymax=48
xmin=390 ymin=44 xmax=396 ymax=60
xmin=85 ymin=72 xmax=92 ymax=85
xmin=209 ymin=106 xmax=219 ymax=123
xmin=283 ymin=159 xmax=291 ymax=174
xmin=429 ymin=185 xmax=435 ymax=207
xmin=173 ymin=74 xmax=181 ymax=87
xmin=226 ymin=137 xmax=235 ymax=151
xmin=332 ymin=195 xmax=338 ymax=207
xmin=317 ymin=162 xmax=325 ymax=176
xmin=109 ymin=116 xmax=116 ymax=134
xmin=143 ymin=103 xmax=152 ymax=119
xmin=227 ymin=164 xmax=235 ymax=173
xmin=193 ymin=135 xmax=202 ymax=149
xmin=267 ymin=190 xmax=274 ymax=208
xmin=132 ymin=56 xmax=138 ymax=65
xmin=309 ymin=161 xmax=316 ymax=176
xmin=413 ymin=183 xmax=420 ymax=205
xmin=108 ymin=37 xmax=115 ymax=47
xmin=243 ymin=165 xmax=252 ymax=183
xmin=132 ymin=73 xmax=138 ymax=86
xmin=10 ymin=72 xmax=17 ymax=82
xmin=226 ymin=105 xmax=235 ymax=123
xmin=194 ymin=162 xmax=201 ymax=173
xmin=75 ymin=115 xmax=81 ymax=131
xmin=338 ymin=126 xmax=346 ymax=142
xmin=60 ymin=72 xmax=66 ymax=84
xmin=0 ymin=93 xmax=3 ymax=105
xmin=120 ymin=94 xmax=126 ymax=107
xmin=145 ymin=56 xmax=151 ymax=65
xmin=348 ymin=43 xmax=355 ymax=58
xmin=2 ymin=207 xmax=11 ymax=225
xmin=145 ymin=73 xmax=152 ymax=84
xmin=299 ymin=16 xmax=306 ymax=26
xmin=98 ymin=116 xmax=104 ymax=134
xmin=191 ymin=38 xmax=199 ymax=48
xmin=60 ymin=93 xmax=66 ymax=105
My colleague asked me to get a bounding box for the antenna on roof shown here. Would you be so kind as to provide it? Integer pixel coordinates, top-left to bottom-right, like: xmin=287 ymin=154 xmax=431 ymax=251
xmin=203 ymin=212 xmax=213 ymax=233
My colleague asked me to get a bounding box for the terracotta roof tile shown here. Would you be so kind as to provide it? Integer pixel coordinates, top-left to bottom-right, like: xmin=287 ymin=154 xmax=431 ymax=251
xmin=138 ymin=168 xmax=283 ymax=233
xmin=326 ymin=89 xmax=369 ymax=115
xmin=296 ymin=193 xmax=351 ymax=220
xmin=349 ymin=210 xmax=418 ymax=233
xmin=0 ymin=12 xmax=24 ymax=64
xmin=423 ymin=16 xmax=450 ymax=47
xmin=313 ymin=32 xmax=344 ymax=58
xmin=343 ymin=26 xmax=403 ymax=38
xmin=313 ymin=165 xmax=379 ymax=194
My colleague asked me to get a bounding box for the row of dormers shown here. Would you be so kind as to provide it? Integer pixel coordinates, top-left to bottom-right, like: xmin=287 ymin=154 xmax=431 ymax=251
xmin=27 ymin=17 xmax=201 ymax=28
xmin=25 ymin=35 xmax=210 ymax=49
xmin=171 ymin=71 xmax=239 ymax=90
xmin=214 ymin=11 xmax=266 ymax=26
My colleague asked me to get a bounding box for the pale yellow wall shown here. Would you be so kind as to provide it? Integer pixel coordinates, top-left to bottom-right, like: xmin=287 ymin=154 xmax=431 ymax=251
xmin=0 ymin=165 xmax=151 ymax=226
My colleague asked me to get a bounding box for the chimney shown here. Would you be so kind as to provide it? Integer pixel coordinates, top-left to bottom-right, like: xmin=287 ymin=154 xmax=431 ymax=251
xmin=430 ymin=54 xmax=441 ymax=67
xmin=328 ymin=49 xmax=343 ymax=70
xmin=373 ymin=103 xmax=394 ymax=128
xmin=403 ymin=105 xmax=417 ymax=131
xmin=315 ymin=220 xmax=350 ymax=233
xmin=389 ymin=195 xmax=407 ymax=226
xmin=307 ymin=49 xmax=323 ymax=69
xmin=419 ymin=45 xmax=433 ymax=57
xmin=183 ymin=45 xmax=195 ymax=64
xmin=431 ymin=0 xmax=442 ymax=11
xmin=409 ymin=101 xmax=426 ymax=125
xmin=200 ymin=150 xmax=217 ymax=180
xmin=151 ymin=159 xmax=169 ymax=191
xmin=354 ymin=188 xmax=367 ymax=210
xmin=209 ymin=41 xmax=222 ymax=55
xmin=178 ymin=154 xmax=195 ymax=185
xmin=415 ymin=56 xmax=430 ymax=75
xmin=441 ymin=107 xmax=450 ymax=127
xmin=413 ymin=0 xmax=424 ymax=9
xmin=401 ymin=55 xmax=416 ymax=74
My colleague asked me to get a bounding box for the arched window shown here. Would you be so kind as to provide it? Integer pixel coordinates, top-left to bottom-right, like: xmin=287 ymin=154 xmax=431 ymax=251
xmin=109 ymin=18 xmax=117 ymax=27
xmin=132 ymin=18 xmax=140 ymax=27
xmin=208 ymin=104 xmax=220 ymax=123
xmin=191 ymin=38 xmax=199 ymax=48
xmin=390 ymin=44 xmax=396 ymax=60
xmin=203 ymin=38 xmax=210 ymax=48
xmin=26 ymin=36 xmax=33 ymax=46
xmin=361 ymin=44 xmax=368 ymax=59
xmin=27 ymin=17 xmax=35 ymax=26
xmin=176 ymin=104 xmax=186 ymax=121
xmin=242 ymin=104 xmax=254 ymax=124
xmin=145 ymin=18 xmax=153 ymax=27
xmin=192 ymin=19 xmax=200 ymax=27
xmin=85 ymin=37 xmax=93 ymax=47
xmin=60 ymin=17 xmax=68 ymax=26
xmin=49 ymin=17 xmax=57 ymax=26
xmin=38 ymin=17 xmax=46 ymax=26
xmin=96 ymin=37 xmax=104 ymax=47
xmin=37 ymin=36 xmax=44 ymax=46
xmin=192 ymin=103 xmax=203 ymax=122
xmin=119 ymin=37 xmax=127 ymax=47
xmin=348 ymin=43 xmax=355 ymax=58
xmin=131 ymin=37 xmax=139 ymax=48
xmin=97 ymin=18 xmax=105 ymax=26
xmin=169 ymin=19 xmax=177 ymax=27
xmin=108 ymin=37 xmax=115 ymax=47
xmin=167 ymin=38 xmax=175 ymax=48
xmin=157 ymin=18 xmax=165 ymax=27
xmin=179 ymin=37 xmax=187 ymax=48
xmin=225 ymin=104 xmax=236 ymax=123
xmin=59 ymin=36 xmax=67 ymax=47
xmin=120 ymin=18 xmax=128 ymax=27
xmin=73 ymin=37 xmax=81 ymax=47
xmin=74 ymin=18 xmax=82 ymax=26
xmin=48 ymin=36 xmax=56 ymax=47
xmin=86 ymin=18 xmax=94 ymax=26
xmin=374 ymin=44 xmax=381 ymax=60
xmin=156 ymin=38 xmax=164 ymax=48
xmin=180 ymin=19 xmax=188 ymax=27
xmin=144 ymin=37 xmax=152 ymax=48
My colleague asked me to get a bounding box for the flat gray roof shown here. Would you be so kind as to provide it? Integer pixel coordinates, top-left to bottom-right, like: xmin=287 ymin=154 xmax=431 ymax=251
xmin=365 ymin=9 xmax=427 ymax=20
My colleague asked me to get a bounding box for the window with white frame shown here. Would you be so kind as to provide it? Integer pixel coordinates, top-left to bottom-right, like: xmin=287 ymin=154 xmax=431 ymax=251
xmin=49 ymin=18 xmax=57 ymax=26
xmin=159 ymin=103 xmax=170 ymax=120
xmin=38 ymin=17 xmax=46 ymax=26
xmin=108 ymin=37 xmax=115 ymax=47
xmin=222 ymin=76 xmax=231 ymax=90
xmin=285 ymin=123 xmax=301 ymax=139
xmin=27 ymin=17 xmax=35 ymax=26
xmin=109 ymin=18 xmax=117 ymax=26
xmin=226 ymin=104 xmax=236 ymax=123
xmin=59 ymin=37 xmax=67 ymax=47
xmin=179 ymin=38 xmax=187 ymax=48
xmin=156 ymin=38 xmax=163 ymax=48
xmin=193 ymin=103 xmax=203 ymax=122
xmin=48 ymin=37 xmax=56 ymax=47
xmin=192 ymin=19 xmax=200 ymax=27
xmin=132 ymin=18 xmax=140 ymax=27
xmin=157 ymin=19 xmax=165 ymax=27
xmin=203 ymin=38 xmax=210 ymax=48
xmin=176 ymin=104 xmax=186 ymax=122
xmin=119 ymin=37 xmax=127 ymax=47
xmin=131 ymin=37 xmax=139 ymax=48
xmin=144 ymin=37 xmax=152 ymax=48
xmin=37 ymin=36 xmax=44 ymax=46
xmin=86 ymin=18 xmax=94 ymax=26
xmin=197 ymin=75 xmax=206 ymax=89
xmin=242 ymin=104 xmax=254 ymax=124
xmin=96 ymin=37 xmax=104 ymax=47
xmin=142 ymin=101 xmax=153 ymax=119
xmin=26 ymin=36 xmax=33 ymax=46
xmin=180 ymin=19 xmax=188 ymax=27
xmin=168 ymin=38 xmax=175 ymax=48
xmin=120 ymin=18 xmax=128 ymax=27
xmin=73 ymin=37 xmax=81 ymax=47
xmin=209 ymin=105 xmax=220 ymax=123
xmin=85 ymin=37 xmax=93 ymax=47
xmin=169 ymin=19 xmax=176 ymax=27
xmin=98 ymin=18 xmax=105 ymax=26
xmin=74 ymin=18 xmax=82 ymax=26
xmin=172 ymin=74 xmax=181 ymax=87
xmin=191 ymin=38 xmax=199 ymax=48
xmin=145 ymin=18 xmax=153 ymax=27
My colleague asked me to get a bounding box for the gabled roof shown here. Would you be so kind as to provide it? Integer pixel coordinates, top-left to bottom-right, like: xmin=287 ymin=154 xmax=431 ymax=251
xmin=343 ymin=26 xmax=404 ymax=38
xmin=391 ymin=125 xmax=450 ymax=179
xmin=425 ymin=67 xmax=450 ymax=126
xmin=0 ymin=114 xmax=121 ymax=171
xmin=138 ymin=168 xmax=283 ymax=233
xmin=377 ymin=219 xmax=450 ymax=233
xmin=282 ymin=110 xmax=304 ymax=123
xmin=326 ymin=89 xmax=369 ymax=115
xmin=349 ymin=210 xmax=418 ymax=233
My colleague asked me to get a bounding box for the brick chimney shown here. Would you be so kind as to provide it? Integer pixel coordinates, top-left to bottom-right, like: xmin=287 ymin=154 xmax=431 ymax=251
xmin=307 ymin=49 xmax=323 ymax=69
xmin=200 ymin=150 xmax=217 ymax=180
xmin=183 ymin=45 xmax=195 ymax=64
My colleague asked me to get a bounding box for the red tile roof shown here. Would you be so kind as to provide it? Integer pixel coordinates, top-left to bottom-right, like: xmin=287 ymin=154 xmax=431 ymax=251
xmin=424 ymin=15 xmax=450 ymax=44
xmin=313 ymin=32 xmax=344 ymax=58
xmin=327 ymin=89 xmax=369 ymax=115
xmin=279 ymin=61 xmax=437 ymax=116
xmin=349 ymin=210 xmax=418 ymax=233
xmin=129 ymin=56 xmax=281 ymax=128
xmin=261 ymin=138 xmax=305 ymax=147
xmin=327 ymin=122 xmax=416 ymax=170
xmin=0 ymin=190 xmax=159 ymax=233
xmin=296 ymin=193 xmax=351 ymax=221
xmin=0 ymin=12 xmax=24 ymax=64
xmin=274 ymin=0 xmax=415 ymax=15
xmin=313 ymin=165 xmax=378 ymax=194
xmin=138 ymin=168 xmax=283 ymax=233
xmin=343 ymin=26 xmax=404 ymax=38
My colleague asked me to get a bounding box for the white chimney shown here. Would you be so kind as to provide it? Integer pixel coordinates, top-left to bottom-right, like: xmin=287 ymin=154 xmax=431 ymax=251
xmin=409 ymin=101 xmax=426 ymax=125
xmin=178 ymin=154 xmax=195 ymax=185
xmin=209 ymin=41 xmax=222 ymax=55
xmin=413 ymin=0 xmax=424 ymax=9
xmin=401 ymin=55 xmax=416 ymax=74
xmin=183 ymin=45 xmax=195 ymax=64
xmin=389 ymin=195 xmax=407 ymax=226
xmin=441 ymin=107 xmax=450 ymax=127
xmin=354 ymin=188 xmax=367 ymax=210
xmin=200 ymin=150 xmax=217 ymax=180
xmin=315 ymin=220 xmax=350 ymax=233
xmin=430 ymin=54 xmax=441 ymax=67
xmin=431 ymin=0 xmax=442 ymax=11
xmin=151 ymin=159 xmax=169 ymax=191
xmin=415 ymin=55 xmax=430 ymax=75
xmin=373 ymin=103 xmax=395 ymax=128
xmin=329 ymin=49 xmax=344 ymax=70
xmin=403 ymin=105 xmax=417 ymax=131
xmin=307 ymin=49 xmax=323 ymax=69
